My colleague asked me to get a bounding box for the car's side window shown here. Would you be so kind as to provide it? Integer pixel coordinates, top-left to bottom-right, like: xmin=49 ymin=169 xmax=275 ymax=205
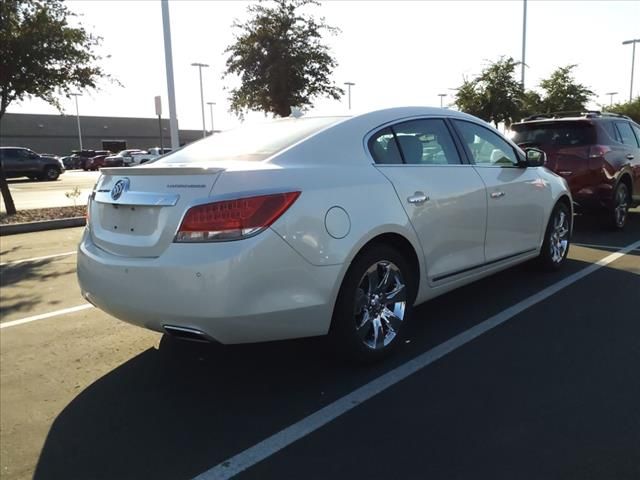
xmin=631 ymin=124 xmax=640 ymax=145
xmin=602 ymin=121 xmax=622 ymax=143
xmin=368 ymin=127 xmax=403 ymax=164
xmin=453 ymin=120 xmax=518 ymax=166
xmin=615 ymin=121 xmax=640 ymax=147
xmin=16 ymin=149 xmax=30 ymax=161
xmin=391 ymin=119 xmax=462 ymax=165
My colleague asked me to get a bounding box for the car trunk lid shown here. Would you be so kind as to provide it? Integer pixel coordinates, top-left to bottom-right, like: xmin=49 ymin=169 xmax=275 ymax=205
xmin=89 ymin=165 xmax=224 ymax=257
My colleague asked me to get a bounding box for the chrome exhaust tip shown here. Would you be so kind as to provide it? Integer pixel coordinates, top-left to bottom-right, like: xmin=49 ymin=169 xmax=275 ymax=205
xmin=163 ymin=325 xmax=214 ymax=343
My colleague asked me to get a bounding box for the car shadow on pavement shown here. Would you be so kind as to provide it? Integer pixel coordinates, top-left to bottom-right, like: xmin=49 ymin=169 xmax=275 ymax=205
xmin=31 ymin=254 xmax=613 ymax=480
xmin=572 ymin=209 xmax=640 ymax=247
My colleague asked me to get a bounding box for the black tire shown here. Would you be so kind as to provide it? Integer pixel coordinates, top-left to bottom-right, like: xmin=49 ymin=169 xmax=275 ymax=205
xmin=537 ymin=201 xmax=571 ymax=271
xmin=330 ymin=244 xmax=416 ymax=363
xmin=42 ymin=167 xmax=60 ymax=181
xmin=605 ymin=182 xmax=630 ymax=230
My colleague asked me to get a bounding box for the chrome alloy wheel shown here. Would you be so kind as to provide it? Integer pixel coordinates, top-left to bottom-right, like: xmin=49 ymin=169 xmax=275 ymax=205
xmin=353 ymin=261 xmax=406 ymax=350
xmin=549 ymin=209 xmax=570 ymax=264
xmin=614 ymin=185 xmax=629 ymax=228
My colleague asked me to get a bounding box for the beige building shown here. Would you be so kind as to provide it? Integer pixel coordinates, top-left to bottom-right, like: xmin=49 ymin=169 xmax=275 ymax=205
xmin=0 ymin=113 xmax=204 ymax=156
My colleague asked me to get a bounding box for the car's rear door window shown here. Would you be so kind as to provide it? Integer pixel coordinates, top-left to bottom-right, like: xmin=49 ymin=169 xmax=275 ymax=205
xmin=392 ymin=119 xmax=462 ymax=165
xmin=369 ymin=128 xmax=403 ymax=164
xmin=601 ymin=121 xmax=623 ymax=143
xmin=614 ymin=121 xmax=640 ymax=147
xmin=631 ymin=124 xmax=640 ymax=145
xmin=369 ymin=119 xmax=462 ymax=165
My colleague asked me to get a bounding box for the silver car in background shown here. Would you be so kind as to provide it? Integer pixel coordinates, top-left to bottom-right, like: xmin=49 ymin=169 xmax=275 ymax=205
xmin=78 ymin=107 xmax=572 ymax=361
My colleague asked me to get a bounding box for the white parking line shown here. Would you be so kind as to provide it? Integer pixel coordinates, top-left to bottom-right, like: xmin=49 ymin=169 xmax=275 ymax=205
xmin=193 ymin=238 xmax=640 ymax=480
xmin=0 ymin=304 xmax=93 ymax=329
xmin=573 ymin=242 xmax=639 ymax=251
xmin=0 ymin=251 xmax=77 ymax=267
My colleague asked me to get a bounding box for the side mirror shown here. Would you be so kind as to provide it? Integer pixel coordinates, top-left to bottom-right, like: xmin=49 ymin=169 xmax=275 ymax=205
xmin=524 ymin=148 xmax=546 ymax=167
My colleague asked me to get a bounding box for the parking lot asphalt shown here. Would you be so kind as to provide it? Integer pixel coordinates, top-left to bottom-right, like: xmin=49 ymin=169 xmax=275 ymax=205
xmin=1 ymin=171 xmax=100 ymax=212
xmin=0 ymin=211 xmax=639 ymax=480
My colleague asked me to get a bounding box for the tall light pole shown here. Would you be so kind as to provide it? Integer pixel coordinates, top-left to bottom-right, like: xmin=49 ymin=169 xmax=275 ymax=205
xmin=70 ymin=93 xmax=83 ymax=151
xmin=521 ymin=0 xmax=527 ymax=87
xmin=207 ymin=101 xmax=216 ymax=135
xmin=605 ymin=92 xmax=618 ymax=107
xmin=344 ymin=81 xmax=355 ymax=110
xmin=191 ymin=62 xmax=209 ymax=138
xmin=622 ymin=39 xmax=640 ymax=101
xmin=161 ymin=0 xmax=180 ymax=149
xmin=437 ymin=93 xmax=447 ymax=108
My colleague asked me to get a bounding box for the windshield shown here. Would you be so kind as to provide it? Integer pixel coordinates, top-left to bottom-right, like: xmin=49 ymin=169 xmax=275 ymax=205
xmin=511 ymin=122 xmax=595 ymax=147
xmin=157 ymin=116 xmax=344 ymax=164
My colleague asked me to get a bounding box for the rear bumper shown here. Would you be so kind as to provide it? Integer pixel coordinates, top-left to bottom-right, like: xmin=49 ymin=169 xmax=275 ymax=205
xmin=572 ymin=183 xmax=615 ymax=212
xmin=77 ymin=229 xmax=342 ymax=344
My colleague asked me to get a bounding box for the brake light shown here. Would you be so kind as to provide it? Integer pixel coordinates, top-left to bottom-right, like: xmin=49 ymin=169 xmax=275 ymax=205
xmin=175 ymin=191 xmax=300 ymax=242
xmin=588 ymin=145 xmax=611 ymax=158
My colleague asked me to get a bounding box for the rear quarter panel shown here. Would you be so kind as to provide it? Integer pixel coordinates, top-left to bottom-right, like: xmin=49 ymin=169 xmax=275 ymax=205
xmin=211 ymin=163 xmax=428 ymax=303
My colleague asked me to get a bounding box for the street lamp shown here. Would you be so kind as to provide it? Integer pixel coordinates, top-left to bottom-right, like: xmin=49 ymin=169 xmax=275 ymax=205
xmin=521 ymin=0 xmax=527 ymax=87
xmin=622 ymin=39 xmax=640 ymax=101
xmin=69 ymin=93 xmax=83 ymax=150
xmin=605 ymin=91 xmax=618 ymax=107
xmin=191 ymin=62 xmax=210 ymax=137
xmin=437 ymin=93 xmax=447 ymax=108
xmin=206 ymin=101 xmax=216 ymax=135
xmin=161 ymin=0 xmax=180 ymax=149
xmin=344 ymin=82 xmax=355 ymax=110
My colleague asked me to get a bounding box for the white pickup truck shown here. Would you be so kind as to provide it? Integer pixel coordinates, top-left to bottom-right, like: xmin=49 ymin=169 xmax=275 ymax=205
xmin=125 ymin=147 xmax=172 ymax=166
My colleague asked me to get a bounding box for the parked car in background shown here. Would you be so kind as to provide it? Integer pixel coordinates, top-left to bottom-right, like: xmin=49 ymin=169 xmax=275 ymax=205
xmin=67 ymin=150 xmax=111 ymax=170
xmin=78 ymin=107 xmax=572 ymax=362
xmin=127 ymin=147 xmax=172 ymax=166
xmin=104 ymin=149 xmax=144 ymax=167
xmin=61 ymin=156 xmax=74 ymax=169
xmin=0 ymin=147 xmax=64 ymax=181
xmin=511 ymin=111 xmax=640 ymax=229
xmin=102 ymin=155 xmax=126 ymax=167
xmin=85 ymin=154 xmax=109 ymax=171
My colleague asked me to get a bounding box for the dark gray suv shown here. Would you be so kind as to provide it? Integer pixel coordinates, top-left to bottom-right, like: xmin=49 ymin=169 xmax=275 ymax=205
xmin=0 ymin=147 xmax=64 ymax=181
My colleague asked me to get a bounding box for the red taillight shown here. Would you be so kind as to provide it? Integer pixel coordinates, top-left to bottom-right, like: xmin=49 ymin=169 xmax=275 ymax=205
xmin=175 ymin=191 xmax=300 ymax=242
xmin=588 ymin=145 xmax=611 ymax=159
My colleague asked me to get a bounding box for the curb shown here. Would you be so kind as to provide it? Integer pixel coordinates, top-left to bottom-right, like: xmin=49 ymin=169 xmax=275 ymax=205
xmin=0 ymin=217 xmax=86 ymax=236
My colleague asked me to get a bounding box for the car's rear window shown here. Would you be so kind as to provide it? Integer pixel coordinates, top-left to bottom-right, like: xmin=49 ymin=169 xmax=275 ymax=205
xmin=511 ymin=122 xmax=596 ymax=147
xmin=157 ymin=116 xmax=344 ymax=164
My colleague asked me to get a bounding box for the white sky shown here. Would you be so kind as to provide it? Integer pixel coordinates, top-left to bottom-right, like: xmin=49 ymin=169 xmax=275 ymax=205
xmin=7 ymin=0 xmax=640 ymax=131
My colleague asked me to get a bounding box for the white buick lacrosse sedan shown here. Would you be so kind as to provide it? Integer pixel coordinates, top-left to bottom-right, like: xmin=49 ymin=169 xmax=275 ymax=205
xmin=78 ymin=107 xmax=572 ymax=361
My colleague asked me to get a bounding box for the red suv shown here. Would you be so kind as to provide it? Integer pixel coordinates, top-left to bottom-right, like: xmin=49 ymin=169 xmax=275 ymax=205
xmin=511 ymin=112 xmax=640 ymax=229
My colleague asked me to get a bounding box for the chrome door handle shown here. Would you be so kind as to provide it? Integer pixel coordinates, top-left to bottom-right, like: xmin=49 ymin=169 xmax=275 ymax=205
xmin=490 ymin=191 xmax=505 ymax=199
xmin=626 ymin=154 xmax=635 ymax=160
xmin=407 ymin=192 xmax=429 ymax=205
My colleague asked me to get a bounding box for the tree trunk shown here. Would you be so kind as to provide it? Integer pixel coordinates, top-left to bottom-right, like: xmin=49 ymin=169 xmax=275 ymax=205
xmin=0 ymin=165 xmax=17 ymax=215
xmin=0 ymin=109 xmax=17 ymax=215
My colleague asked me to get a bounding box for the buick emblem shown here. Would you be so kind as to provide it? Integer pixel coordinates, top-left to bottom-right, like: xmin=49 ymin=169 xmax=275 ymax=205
xmin=111 ymin=178 xmax=129 ymax=201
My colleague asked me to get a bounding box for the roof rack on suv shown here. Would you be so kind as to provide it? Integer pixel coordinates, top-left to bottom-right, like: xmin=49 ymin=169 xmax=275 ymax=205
xmin=522 ymin=110 xmax=631 ymax=122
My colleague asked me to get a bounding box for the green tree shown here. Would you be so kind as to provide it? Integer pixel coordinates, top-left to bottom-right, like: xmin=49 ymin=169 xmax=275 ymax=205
xmin=454 ymin=57 xmax=524 ymax=128
xmin=538 ymin=65 xmax=594 ymax=113
xmin=223 ymin=0 xmax=343 ymax=118
xmin=0 ymin=0 xmax=107 ymax=214
xmin=607 ymin=97 xmax=640 ymax=123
